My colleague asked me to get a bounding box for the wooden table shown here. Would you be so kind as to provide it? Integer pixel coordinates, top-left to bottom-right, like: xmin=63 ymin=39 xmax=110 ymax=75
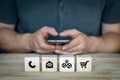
xmin=0 ymin=53 xmax=120 ymax=80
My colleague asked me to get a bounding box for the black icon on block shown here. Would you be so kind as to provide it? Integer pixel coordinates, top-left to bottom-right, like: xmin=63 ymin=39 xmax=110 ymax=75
xmin=46 ymin=61 xmax=53 ymax=68
xmin=62 ymin=60 xmax=72 ymax=69
xmin=28 ymin=61 xmax=36 ymax=68
xmin=80 ymin=61 xmax=89 ymax=68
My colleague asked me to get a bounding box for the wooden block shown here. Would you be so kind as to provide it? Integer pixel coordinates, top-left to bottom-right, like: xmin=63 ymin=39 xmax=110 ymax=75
xmin=24 ymin=57 xmax=40 ymax=72
xmin=76 ymin=55 xmax=92 ymax=72
xmin=41 ymin=55 xmax=57 ymax=72
xmin=59 ymin=55 xmax=75 ymax=72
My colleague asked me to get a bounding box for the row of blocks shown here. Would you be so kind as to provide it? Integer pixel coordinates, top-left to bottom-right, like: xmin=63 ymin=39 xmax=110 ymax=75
xmin=25 ymin=55 xmax=92 ymax=72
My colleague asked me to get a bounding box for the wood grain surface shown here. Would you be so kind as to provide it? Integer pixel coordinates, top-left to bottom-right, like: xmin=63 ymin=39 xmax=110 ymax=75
xmin=0 ymin=53 xmax=120 ymax=80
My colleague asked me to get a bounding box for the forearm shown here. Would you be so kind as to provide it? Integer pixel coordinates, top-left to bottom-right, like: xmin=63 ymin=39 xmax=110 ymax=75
xmin=89 ymin=33 xmax=120 ymax=53
xmin=0 ymin=28 xmax=32 ymax=52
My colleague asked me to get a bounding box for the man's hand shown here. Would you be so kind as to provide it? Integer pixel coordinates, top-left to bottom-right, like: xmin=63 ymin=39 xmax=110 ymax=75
xmin=55 ymin=23 xmax=120 ymax=54
xmin=55 ymin=29 xmax=95 ymax=54
xmin=29 ymin=26 xmax=58 ymax=53
xmin=0 ymin=23 xmax=58 ymax=53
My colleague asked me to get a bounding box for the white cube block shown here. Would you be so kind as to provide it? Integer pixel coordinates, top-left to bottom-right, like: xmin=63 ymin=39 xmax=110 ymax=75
xmin=42 ymin=55 xmax=57 ymax=72
xmin=76 ymin=55 xmax=92 ymax=72
xmin=59 ymin=55 xmax=75 ymax=72
xmin=24 ymin=57 xmax=40 ymax=72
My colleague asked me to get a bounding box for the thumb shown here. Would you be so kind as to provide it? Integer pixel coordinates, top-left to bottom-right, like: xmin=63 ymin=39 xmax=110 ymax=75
xmin=60 ymin=29 xmax=80 ymax=38
xmin=46 ymin=27 xmax=58 ymax=36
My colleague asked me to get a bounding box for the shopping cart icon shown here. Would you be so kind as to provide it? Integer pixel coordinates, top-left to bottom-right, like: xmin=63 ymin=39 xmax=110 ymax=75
xmin=80 ymin=61 xmax=89 ymax=68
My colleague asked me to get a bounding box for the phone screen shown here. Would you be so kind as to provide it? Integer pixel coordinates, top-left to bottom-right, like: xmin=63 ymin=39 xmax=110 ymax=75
xmin=48 ymin=40 xmax=70 ymax=43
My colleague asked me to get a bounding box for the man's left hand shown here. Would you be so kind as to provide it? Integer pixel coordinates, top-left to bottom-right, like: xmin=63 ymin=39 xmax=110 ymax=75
xmin=55 ymin=29 xmax=95 ymax=54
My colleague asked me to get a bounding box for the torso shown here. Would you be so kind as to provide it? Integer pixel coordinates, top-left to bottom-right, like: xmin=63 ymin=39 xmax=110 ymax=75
xmin=16 ymin=0 xmax=106 ymax=36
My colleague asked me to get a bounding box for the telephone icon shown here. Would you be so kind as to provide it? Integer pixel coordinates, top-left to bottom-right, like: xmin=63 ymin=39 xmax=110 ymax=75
xmin=28 ymin=61 xmax=36 ymax=68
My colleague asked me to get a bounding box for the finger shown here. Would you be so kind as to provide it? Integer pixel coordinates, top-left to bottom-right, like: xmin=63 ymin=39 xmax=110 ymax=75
xmin=55 ymin=50 xmax=70 ymax=54
xmin=35 ymin=49 xmax=54 ymax=54
xmin=62 ymin=37 xmax=80 ymax=50
xmin=42 ymin=26 xmax=58 ymax=37
xmin=66 ymin=43 xmax=85 ymax=52
xmin=55 ymin=45 xmax=63 ymax=50
xmin=55 ymin=50 xmax=83 ymax=55
xmin=33 ymin=40 xmax=55 ymax=53
xmin=40 ymin=42 xmax=56 ymax=50
xmin=36 ymin=34 xmax=56 ymax=50
xmin=60 ymin=29 xmax=80 ymax=38
xmin=70 ymin=51 xmax=84 ymax=55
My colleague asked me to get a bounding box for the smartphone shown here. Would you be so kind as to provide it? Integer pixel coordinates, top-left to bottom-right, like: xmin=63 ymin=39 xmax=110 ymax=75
xmin=47 ymin=36 xmax=71 ymax=44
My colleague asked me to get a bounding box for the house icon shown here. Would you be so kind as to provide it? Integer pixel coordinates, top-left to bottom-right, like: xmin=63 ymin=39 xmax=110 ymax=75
xmin=46 ymin=61 xmax=53 ymax=68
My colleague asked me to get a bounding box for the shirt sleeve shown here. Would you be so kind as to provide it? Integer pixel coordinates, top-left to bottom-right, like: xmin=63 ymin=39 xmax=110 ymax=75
xmin=0 ymin=0 xmax=18 ymax=24
xmin=102 ymin=0 xmax=120 ymax=24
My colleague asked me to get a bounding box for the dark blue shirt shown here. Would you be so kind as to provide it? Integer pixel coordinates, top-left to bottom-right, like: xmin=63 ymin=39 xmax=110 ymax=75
xmin=0 ymin=0 xmax=120 ymax=36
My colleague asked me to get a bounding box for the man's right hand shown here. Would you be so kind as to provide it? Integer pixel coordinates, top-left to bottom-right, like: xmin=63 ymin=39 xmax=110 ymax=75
xmin=29 ymin=26 xmax=58 ymax=53
xmin=0 ymin=23 xmax=58 ymax=53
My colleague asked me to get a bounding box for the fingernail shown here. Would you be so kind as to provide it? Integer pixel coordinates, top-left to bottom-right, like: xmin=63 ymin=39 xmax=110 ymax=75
xmin=62 ymin=47 xmax=66 ymax=50
xmin=55 ymin=50 xmax=60 ymax=53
